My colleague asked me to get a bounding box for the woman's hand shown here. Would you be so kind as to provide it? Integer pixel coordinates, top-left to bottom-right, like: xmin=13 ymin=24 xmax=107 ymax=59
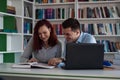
xmin=48 ymin=58 xmax=63 ymax=66
xmin=28 ymin=58 xmax=38 ymax=62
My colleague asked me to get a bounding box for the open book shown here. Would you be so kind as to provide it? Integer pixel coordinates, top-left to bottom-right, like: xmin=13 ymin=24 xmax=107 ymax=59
xmin=12 ymin=62 xmax=55 ymax=69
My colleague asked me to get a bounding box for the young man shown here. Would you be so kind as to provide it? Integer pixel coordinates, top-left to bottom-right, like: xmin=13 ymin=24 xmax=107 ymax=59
xmin=62 ymin=18 xmax=96 ymax=43
xmin=52 ymin=18 xmax=96 ymax=66
xmin=56 ymin=18 xmax=111 ymax=68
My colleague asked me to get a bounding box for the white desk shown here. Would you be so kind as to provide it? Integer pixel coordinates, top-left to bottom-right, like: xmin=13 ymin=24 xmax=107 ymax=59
xmin=0 ymin=63 xmax=120 ymax=80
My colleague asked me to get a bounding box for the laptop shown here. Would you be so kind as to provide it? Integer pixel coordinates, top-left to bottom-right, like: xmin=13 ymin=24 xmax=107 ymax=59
xmin=64 ymin=43 xmax=104 ymax=70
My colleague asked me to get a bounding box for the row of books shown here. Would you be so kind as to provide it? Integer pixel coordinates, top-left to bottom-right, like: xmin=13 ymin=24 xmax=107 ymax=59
xmin=81 ymin=23 xmax=120 ymax=35
xmin=36 ymin=8 xmax=74 ymax=19
xmin=97 ymin=40 xmax=120 ymax=52
xmin=24 ymin=22 xmax=33 ymax=34
xmin=78 ymin=6 xmax=120 ymax=18
xmin=7 ymin=5 xmax=16 ymax=14
xmin=23 ymin=22 xmax=120 ymax=35
xmin=35 ymin=6 xmax=119 ymax=19
xmin=35 ymin=0 xmax=112 ymax=3
xmin=0 ymin=0 xmax=16 ymax=14
xmin=53 ymin=24 xmax=63 ymax=35
xmin=35 ymin=0 xmax=74 ymax=3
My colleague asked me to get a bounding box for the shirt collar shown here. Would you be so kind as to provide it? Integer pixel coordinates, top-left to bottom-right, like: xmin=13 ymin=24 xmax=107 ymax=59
xmin=76 ymin=32 xmax=83 ymax=43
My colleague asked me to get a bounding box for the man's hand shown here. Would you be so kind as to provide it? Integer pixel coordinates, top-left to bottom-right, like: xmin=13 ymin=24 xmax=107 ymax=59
xmin=48 ymin=58 xmax=63 ymax=66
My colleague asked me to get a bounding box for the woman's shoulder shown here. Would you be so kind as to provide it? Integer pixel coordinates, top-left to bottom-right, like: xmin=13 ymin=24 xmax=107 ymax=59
xmin=53 ymin=39 xmax=62 ymax=47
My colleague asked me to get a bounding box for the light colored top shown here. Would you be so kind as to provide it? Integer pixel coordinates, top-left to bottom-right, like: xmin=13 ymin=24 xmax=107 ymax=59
xmin=20 ymin=37 xmax=62 ymax=63
xmin=76 ymin=32 xmax=96 ymax=43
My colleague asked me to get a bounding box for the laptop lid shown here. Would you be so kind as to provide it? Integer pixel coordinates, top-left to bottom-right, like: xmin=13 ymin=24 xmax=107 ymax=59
xmin=64 ymin=43 xmax=104 ymax=70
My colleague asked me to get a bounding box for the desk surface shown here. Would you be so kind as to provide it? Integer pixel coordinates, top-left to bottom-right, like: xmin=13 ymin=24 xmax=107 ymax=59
xmin=0 ymin=63 xmax=120 ymax=80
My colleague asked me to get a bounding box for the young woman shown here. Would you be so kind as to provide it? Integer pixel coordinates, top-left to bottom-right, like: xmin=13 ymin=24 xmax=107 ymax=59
xmin=20 ymin=19 xmax=62 ymax=66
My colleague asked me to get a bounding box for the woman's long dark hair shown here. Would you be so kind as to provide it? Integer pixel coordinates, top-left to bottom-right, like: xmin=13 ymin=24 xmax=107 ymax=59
xmin=33 ymin=19 xmax=58 ymax=51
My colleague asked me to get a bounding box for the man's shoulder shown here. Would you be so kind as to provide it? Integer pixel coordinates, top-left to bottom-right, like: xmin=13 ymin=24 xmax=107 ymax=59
xmin=82 ymin=32 xmax=93 ymax=37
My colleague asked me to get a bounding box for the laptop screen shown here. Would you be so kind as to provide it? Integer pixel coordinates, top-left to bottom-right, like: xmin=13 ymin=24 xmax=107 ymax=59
xmin=65 ymin=43 xmax=104 ymax=70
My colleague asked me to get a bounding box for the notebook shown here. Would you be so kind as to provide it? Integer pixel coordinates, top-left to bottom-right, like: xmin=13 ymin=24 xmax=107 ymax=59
xmin=64 ymin=43 xmax=104 ymax=70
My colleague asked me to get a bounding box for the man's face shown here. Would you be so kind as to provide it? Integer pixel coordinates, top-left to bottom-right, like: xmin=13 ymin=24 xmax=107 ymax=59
xmin=62 ymin=27 xmax=80 ymax=43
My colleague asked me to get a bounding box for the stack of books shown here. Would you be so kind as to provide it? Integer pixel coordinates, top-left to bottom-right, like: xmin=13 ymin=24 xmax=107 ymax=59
xmin=7 ymin=6 xmax=16 ymax=14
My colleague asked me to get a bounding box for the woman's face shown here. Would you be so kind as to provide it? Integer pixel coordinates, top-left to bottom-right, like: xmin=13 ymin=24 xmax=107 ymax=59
xmin=38 ymin=25 xmax=51 ymax=43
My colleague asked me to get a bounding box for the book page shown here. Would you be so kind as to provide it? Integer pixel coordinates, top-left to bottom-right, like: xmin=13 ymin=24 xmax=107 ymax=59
xmin=12 ymin=64 xmax=31 ymax=69
xmin=31 ymin=63 xmax=55 ymax=69
xmin=12 ymin=62 xmax=55 ymax=69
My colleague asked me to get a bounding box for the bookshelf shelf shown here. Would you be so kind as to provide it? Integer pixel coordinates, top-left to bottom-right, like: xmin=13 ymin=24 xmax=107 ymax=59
xmin=0 ymin=32 xmax=22 ymax=36
xmin=24 ymin=33 xmax=32 ymax=36
xmin=0 ymin=50 xmax=23 ymax=54
xmin=24 ymin=0 xmax=33 ymax=4
xmin=35 ymin=19 xmax=66 ymax=24
xmin=104 ymin=52 xmax=119 ymax=55
xmin=57 ymin=35 xmax=64 ymax=38
xmin=94 ymin=35 xmax=120 ymax=37
xmin=35 ymin=4 xmax=75 ymax=9
xmin=78 ymin=1 xmax=120 ymax=8
xmin=35 ymin=2 xmax=75 ymax=6
xmin=78 ymin=18 xmax=120 ymax=24
xmin=24 ymin=16 xmax=33 ymax=20
xmin=78 ymin=1 xmax=120 ymax=4
xmin=0 ymin=12 xmax=22 ymax=18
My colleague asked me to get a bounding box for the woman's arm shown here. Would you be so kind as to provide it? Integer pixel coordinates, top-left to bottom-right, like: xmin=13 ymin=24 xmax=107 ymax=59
xmin=48 ymin=40 xmax=63 ymax=66
xmin=20 ymin=37 xmax=34 ymax=63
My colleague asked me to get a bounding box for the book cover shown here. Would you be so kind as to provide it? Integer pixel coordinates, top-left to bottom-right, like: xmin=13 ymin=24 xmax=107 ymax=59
xmin=3 ymin=16 xmax=17 ymax=33
xmin=0 ymin=0 xmax=7 ymax=12
xmin=0 ymin=34 xmax=6 ymax=51
xmin=3 ymin=53 xmax=15 ymax=63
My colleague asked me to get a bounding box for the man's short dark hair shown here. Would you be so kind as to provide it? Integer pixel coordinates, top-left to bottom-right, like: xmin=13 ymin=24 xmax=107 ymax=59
xmin=62 ymin=18 xmax=80 ymax=31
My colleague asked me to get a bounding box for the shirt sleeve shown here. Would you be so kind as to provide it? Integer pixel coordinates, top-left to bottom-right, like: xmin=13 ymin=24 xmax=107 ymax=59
xmin=20 ymin=37 xmax=34 ymax=63
xmin=55 ymin=40 xmax=62 ymax=58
